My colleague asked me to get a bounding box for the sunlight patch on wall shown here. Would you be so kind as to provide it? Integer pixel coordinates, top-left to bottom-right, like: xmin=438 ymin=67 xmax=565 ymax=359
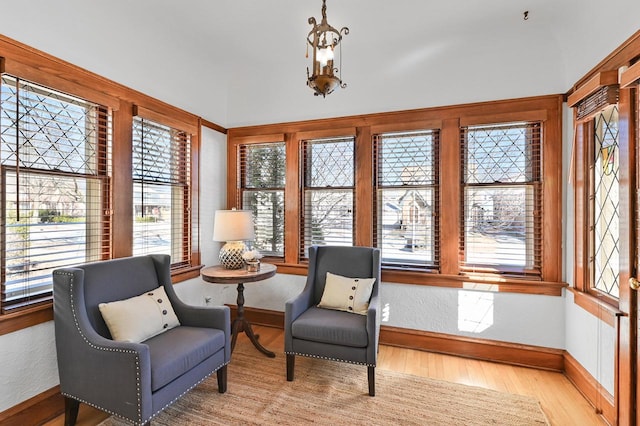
xmin=457 ymin=290 xmax=494 ymax=333
xmin=382 ymin=303 xmax=391 ymax=322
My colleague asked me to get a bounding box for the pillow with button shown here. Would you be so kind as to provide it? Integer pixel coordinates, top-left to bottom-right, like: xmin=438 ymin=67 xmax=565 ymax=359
xmin=317 ymin=272 xmax=376 ymax=315
xmin=98 ymin=286 xmax=180 ymax=343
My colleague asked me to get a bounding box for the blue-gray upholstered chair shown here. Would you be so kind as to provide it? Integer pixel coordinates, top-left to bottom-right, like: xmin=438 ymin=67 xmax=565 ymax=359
xmin=53 ymin=254 xmax=230 ymax=426
xmin=285 ymin=245 xmax=382 ymax=396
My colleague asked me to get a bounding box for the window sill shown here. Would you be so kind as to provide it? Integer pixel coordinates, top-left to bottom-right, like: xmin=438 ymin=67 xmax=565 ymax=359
xmin=270 ymin=261 xmax=567 ymax=296
xmin=0 ymin=263 xmax=205 ymax=337
xmin=568 ymin=287 xmax=622 ymax=327
xmin=0 ymin=303 xmax=53 ymax=337
xmin=171 ymin=264 xmax=204 ymax=282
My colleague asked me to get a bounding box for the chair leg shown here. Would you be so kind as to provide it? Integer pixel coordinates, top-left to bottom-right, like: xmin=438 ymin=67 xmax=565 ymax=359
xmin=368 ymin=366 xmax=375 ymax=396
xmin=286 ymin=354 xmax=295 ymax=381
xmin=217 ymin=365 xmax=228 ymax=393
xmin=64 ymin=397 xmax=80 ymax=426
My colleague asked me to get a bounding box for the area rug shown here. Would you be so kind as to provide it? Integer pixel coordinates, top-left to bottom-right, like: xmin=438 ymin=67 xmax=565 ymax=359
xmin=100 ymin=344 xmax=550 ymax=425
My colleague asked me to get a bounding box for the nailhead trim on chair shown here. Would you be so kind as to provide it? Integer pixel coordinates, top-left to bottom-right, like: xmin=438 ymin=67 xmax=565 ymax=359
xmin=284 ymin=351 xmax=376 ymax=367
xmin=56 ymin=271 xmax=230 ymax=425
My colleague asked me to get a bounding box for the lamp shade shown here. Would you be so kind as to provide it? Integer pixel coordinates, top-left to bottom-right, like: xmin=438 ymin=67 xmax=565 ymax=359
xmin=213 ymin=209 xmax=255 ymax=242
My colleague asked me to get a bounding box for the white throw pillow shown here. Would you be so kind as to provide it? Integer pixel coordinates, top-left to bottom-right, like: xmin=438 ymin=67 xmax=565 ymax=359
xmin=98 ymin=286 xmax=180 ymax=343
xmin=317 ymin=272 xmax=376 ymax=315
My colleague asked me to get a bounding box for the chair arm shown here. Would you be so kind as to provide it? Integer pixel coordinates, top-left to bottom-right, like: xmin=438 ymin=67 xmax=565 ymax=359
xmin=56 ymin=314 xmax=153 ymax=422
xmin=284 ymin=285 xmax=314 ymax=352
xmin=173 ymin=302 xmax=231 ymax=330
xmin=366 ymin=292 xmax=381 ymax=365
xmin=164 ymin=283 xmax=231 ymax=362
xmin=285 ymin=285 xmax=314 ymax=323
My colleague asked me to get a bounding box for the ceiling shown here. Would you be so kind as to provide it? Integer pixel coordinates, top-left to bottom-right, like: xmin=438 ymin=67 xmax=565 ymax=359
xmin=2 ymin=0 xmax=639 ymax=128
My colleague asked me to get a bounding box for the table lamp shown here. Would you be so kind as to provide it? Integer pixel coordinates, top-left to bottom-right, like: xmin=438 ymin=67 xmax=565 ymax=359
xmin=213 ymin=209 xmax=256 ymax=269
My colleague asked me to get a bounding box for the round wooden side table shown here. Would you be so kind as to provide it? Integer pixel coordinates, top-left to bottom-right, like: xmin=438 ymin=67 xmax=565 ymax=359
xmin=201 ymin=263 xmax=277 ymax=358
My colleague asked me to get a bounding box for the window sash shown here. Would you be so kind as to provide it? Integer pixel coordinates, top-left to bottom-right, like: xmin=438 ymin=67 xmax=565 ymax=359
xmin=460 ymin=122 xmax=542 ymax=276
xmin=0 ymin=76 xmax=111 ymax=311
xmin=374 ymin=130 xmax=440 ymax=269
xmin=301 ymin=137 xmax=355 ymax=258
xmin=132 ymin=117 xmax=191 ymax=265
xmin=591 ymin=105 xmax=620 ymax=299
xmin=239 ymin=142 xmax=286 ymax=257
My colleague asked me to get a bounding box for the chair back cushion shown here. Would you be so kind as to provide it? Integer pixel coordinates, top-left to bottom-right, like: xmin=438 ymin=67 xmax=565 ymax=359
xmin=76 ymin=256 xmax=163 ymax=338
xmin=311 ymin=246 xmax=380 ymax=305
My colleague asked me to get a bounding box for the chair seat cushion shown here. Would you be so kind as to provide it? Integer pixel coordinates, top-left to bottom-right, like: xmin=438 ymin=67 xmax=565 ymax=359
xmin=145 ymin=326 xmax=225 ymax=391
xmin=291 ymin=306 xmax=368 ymax=348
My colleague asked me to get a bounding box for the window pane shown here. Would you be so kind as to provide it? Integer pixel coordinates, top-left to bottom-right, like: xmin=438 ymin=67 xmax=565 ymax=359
xmin=242 ymin=190 xmax=284 ymax=256
xmin=305 ymin=138 xmax=354 ymax=187
xmin=465 ymin=124 xmax=535 ymax=184
xmin=1 ymin=76 xmax=103 ymax=175
xmin=463 ymin=186 xmax=534 ymax=268
xmin=593 ymin=105 xmax=619 ymax=298
xmin=378 ymin=188 xmax=435 ymax=266
xmin=242 ymin=143 xmax=285 ymax=188
xmin=132 ymin=117 xmax=190 ymax=264
xmin=4 ymin=172 xmax=105 ymax=305
xmin=379 ymin=132 xmax=436 ymax=186
xmin=133 ymin=182 xmax=181 ymax=257
xmin=303 ymin=189 xmax=353 ymax=255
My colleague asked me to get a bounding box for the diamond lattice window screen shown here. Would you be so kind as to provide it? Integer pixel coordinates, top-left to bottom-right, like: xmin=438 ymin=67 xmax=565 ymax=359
xmin=460 ymin=122 xmax=542 ymax=276
xmin=592 ymin=105 xmax=619 ymax=298
xmin=239 ymin=142 xmax=286 ymax=257
xmin=301 ymin=137 xmax=354 ymax=259
xmin=373 ymin=130 xmax=439 ymax=269
xmin=132 ymin=116 xmax=190 ymax=267
xmin=0 ymin=75 xmax=111 ymax=311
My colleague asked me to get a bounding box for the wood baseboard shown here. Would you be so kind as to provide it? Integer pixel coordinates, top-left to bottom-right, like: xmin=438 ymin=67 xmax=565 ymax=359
xmin=232 ymin=305 xmax=565 ymax=371
xmin=379 ymin=325 xmax=565 ymax=371
xmin=3 ymin=306 xmax=614 ymax=426
xmin=227 ymin=305 xmax=284 ymax=328
xmin=564 ymin=352 xmax=615 ymax=426
xmin=0 ymin=385 xmax=63 ymax=426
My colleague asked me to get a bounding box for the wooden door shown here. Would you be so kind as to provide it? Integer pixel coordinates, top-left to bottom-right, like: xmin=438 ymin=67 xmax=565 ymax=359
xmin=618 ymin=82 xmax=637 ymax=426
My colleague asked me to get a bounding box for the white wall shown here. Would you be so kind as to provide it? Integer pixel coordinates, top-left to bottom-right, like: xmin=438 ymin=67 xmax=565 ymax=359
xmin=0 ymin=322 xmax=59 ymax=412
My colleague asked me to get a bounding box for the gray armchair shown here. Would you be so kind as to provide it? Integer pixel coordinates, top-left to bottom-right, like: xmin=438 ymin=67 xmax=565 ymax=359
xmin=53 ymin=254 xmax=230 ymax=426
xmin=285 ymin=245 xmax=381 ymax=396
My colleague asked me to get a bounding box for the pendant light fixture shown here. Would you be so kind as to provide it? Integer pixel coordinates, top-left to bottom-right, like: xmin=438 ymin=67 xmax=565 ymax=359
xmin=306 ymin=0 xmax=349 ymax=97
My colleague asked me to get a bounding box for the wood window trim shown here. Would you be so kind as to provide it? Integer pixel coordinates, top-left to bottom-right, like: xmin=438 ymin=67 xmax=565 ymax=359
xmin=227 ymin=95 xmax=564 ymax=296
xmin=0 ymin=35 xmax=205 ymax=333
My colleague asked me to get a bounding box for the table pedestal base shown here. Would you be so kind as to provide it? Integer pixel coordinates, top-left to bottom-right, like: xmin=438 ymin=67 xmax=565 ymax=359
xmin=231 ymin=283 xmax=276 ymax=358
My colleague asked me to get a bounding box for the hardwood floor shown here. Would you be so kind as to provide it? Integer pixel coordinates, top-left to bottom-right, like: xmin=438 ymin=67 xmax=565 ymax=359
xmin=46 ymin=326 xmax=605 ymax=426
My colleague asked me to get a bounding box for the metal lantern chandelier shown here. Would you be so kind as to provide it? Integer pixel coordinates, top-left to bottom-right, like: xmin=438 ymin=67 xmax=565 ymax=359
xmin=306 ymin=0 xmax=349 ymax=97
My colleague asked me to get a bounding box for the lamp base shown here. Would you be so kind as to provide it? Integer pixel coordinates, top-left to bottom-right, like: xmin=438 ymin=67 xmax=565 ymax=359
xmin=219 ymin=241 xmax=247 ymax=269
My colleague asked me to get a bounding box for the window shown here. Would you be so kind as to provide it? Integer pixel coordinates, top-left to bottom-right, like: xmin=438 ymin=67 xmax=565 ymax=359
xmin=227 ymin=95 xmax=563 ymax=294
xmin=132 ymin=116 xmax=191 ymax=267
xmin=239 ymin=142 xmax=286 ymax=257
xmin=301 ymin=137 xmax=354 ymax=258
xmin=460 ymin=122 xmax=542 ymax=277
xmin=374 ymin=130 xmax=439 ymax=269
xmin=591 ymin=105 xmax=619 ymax=298
xmin=0 ymin=75 xmax=111 ymax=311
